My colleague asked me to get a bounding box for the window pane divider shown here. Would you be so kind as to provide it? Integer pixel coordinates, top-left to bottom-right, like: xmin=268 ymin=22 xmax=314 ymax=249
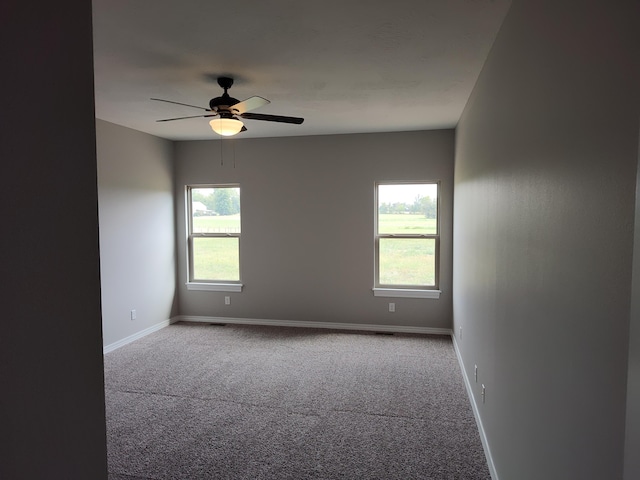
xmin=379 ymin=234 xmax=436 ymax=238
xmin=192 ymin=233 xmax=239 ymax=237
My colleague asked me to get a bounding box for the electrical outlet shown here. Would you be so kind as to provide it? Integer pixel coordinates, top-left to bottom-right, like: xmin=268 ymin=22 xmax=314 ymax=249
xmin=225 ymin=296 xmax=230 ymax=305
xmin=130 ymin=309 xmax=136 ymax=320
xmin=475 ymin=365 xmax=478 ymax=382
xmin=481 ymin=384 xmax=486 ymax=404
xmin=389 ymin=303 xmax=395 ymax=313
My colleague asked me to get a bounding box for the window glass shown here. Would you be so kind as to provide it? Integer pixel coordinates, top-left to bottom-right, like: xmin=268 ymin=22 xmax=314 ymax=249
xmin=192 ymin=237 xmax=240 ymax=281
xmin=379 ymin=238 xmax=436 ymax=286
xmin=376 ymin=183 xmax=439 ymax=288
xmin=188 ymin=185 xmax=241 ymax=283
xmin=377 ymin=184 xmax=437 ymax=234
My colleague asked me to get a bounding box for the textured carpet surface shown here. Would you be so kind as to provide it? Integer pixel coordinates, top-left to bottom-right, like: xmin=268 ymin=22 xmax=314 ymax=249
xmin=104 ymin=322 xmax=490 ymax=479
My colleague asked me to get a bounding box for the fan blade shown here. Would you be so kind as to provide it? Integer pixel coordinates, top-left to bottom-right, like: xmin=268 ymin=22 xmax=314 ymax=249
xmin=156 ymin=114 xmax=217 ymax=122
xmin=240 ymin=112 xmax=304 ymax=124
xmin=230 ymin=96 xmax=270 ymax=114
xmin=151 ymin=98 xmax=210 ymax=111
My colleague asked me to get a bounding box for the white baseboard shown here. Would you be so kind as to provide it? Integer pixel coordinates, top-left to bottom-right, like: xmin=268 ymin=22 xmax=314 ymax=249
xmin=103 ymin=318 xmax=178 ymax=354
xmin=451 ymin=334 xmax=498 ymax=480
xmin=175 ymin=315 xmax=452 ymax=336
xmin=103 ymin=316 xmax=450 ymax=354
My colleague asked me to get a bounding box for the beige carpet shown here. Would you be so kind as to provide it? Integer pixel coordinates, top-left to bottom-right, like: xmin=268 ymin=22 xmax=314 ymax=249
xmin=104 ymin=322 xmax=490 ymax=479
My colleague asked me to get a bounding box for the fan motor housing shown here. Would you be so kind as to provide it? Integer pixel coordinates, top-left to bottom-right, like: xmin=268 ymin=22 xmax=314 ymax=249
xmin=209 ymin=94 xmax=239 ymax=111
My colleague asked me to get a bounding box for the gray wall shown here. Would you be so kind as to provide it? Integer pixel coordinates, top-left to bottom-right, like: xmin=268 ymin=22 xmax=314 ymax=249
xmin=625 ymin=129 xmax=640 ymax=480
xmin=96 ymin=120 xmax=177 ymax=347
xmin=0 ymin=0 xmax=108 ymax=478
xmin=453 ymin=0 xmax=639 ymax=479
xmin=175 ymin=130 xmax=454 ymax=329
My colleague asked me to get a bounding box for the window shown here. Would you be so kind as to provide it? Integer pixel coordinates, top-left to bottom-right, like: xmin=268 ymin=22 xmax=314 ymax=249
xmin=186 ymin=185 xmax=242 ymax=291
xmin=374 ymin=182 xmax=440 ymax=299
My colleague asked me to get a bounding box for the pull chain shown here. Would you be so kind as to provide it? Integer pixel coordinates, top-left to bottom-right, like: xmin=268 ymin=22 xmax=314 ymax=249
xmin=217 ymin=137 xmax=237 ymax=168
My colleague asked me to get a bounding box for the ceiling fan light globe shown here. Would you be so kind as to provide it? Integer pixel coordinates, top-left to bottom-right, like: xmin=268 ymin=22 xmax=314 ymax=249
xmin=209 ymin=118 xmax=243 ymax=136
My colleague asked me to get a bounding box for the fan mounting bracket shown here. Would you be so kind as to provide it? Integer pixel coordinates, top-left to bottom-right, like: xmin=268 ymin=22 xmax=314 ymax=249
xmin=217 ymin=77 xmax=234 ymax=91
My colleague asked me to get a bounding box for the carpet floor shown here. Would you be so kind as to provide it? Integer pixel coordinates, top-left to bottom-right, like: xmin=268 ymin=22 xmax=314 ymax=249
xmin=104 ymin=322 xmax=490 ymax=479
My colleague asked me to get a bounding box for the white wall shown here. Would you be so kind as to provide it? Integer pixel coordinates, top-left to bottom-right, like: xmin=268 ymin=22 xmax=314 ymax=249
xmin=453 ymin=0 xmax=639 ymax=479
xmin=0 ymin=1 xmax=108 ymax=477
xmin=175 ymin=130 xmax=454 ymax=329
xmin=96 ymin=120 xmax=177 ymax=348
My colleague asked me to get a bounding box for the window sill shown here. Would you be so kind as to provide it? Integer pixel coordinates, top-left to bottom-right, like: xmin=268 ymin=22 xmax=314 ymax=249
xmin=186 ymin=283 xmax=243 ymax=292
xmin=372 ymin=288 xmax=441 ymax=299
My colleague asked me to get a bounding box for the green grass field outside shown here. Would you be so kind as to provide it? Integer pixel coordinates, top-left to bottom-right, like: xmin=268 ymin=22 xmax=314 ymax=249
xmin=191 ymin=213 xmax=436 ymax=284
xmin=377 ymin=213 xmax=437 ymax=235
xmin=377 ymin=213 xmax=437 ymax=285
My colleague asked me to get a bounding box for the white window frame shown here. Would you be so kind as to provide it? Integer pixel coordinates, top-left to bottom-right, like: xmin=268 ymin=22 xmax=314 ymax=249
xmin=185 ymin=184 xmax=243 ymax=292
xmin=373 ymin=181 xmax=441 ymax=299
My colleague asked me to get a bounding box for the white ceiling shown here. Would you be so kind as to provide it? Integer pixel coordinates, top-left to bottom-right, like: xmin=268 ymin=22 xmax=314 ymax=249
xmin=92 ymin=0 xmax=511 ymax=141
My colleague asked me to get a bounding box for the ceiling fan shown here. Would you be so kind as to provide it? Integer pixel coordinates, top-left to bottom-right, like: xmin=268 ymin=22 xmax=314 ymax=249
xmin=152 ymin=77 xmax=304 ymax=136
